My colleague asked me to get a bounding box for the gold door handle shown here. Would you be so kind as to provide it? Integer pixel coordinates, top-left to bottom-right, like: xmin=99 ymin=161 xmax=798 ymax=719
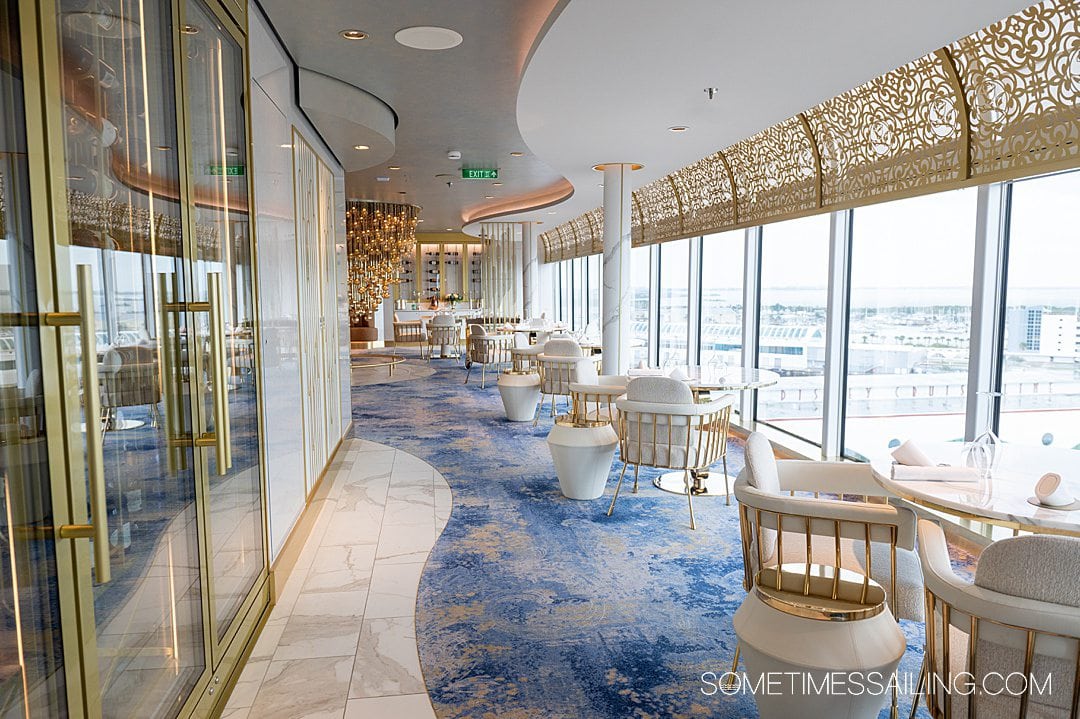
xmin=207 ymin=273 xmax=232 ymax=474
xmin=157 ymin=273 xmax=187 ymax=473
xmin=49 ymin=265 xmax=111 ymax=584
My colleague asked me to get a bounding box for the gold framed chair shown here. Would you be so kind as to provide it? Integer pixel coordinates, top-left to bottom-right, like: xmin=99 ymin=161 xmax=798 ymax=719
xmin=915 ymin=519 xmax=1079 ymax=719
xmin=393 ymin=318 xmax=427 ymax=358
xmin=427 ymin=314 xmax=461 ymax=360
xmin=607 ymin=376 xmax=733 ymax=530
xmin=534 ymin=339 xmax=602 ymax=425
xmin=465 ymin=325 xmax=513 ymax=388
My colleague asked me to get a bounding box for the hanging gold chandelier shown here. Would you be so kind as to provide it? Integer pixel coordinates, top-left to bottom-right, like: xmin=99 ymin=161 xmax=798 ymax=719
xmin=346 ymin=201 xmax=420 ymax=323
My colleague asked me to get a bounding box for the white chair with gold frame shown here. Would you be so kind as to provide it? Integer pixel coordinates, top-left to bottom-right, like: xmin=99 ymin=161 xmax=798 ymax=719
xmin=568 ymin=375 xmax=629 ymax=425
xmin=510 ymin=329 xmax=546 ymax=372
xmin=393 ymin=313 xmax=427 ymax=358
xmin=427 ymin=313 xmax=461 ymax=360
xmin=464 ymin=324 xmax=513 ymax=388
xmin=534 ymin=338 xmax=601 ymax=425
xmin=607 ymin=377 xmax=733 ymax=530
xmin=914 ymin=519 xmax=1079 ymax=719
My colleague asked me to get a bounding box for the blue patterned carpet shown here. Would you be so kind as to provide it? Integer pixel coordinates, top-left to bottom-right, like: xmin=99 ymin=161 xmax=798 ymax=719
xmin=352 ymin=358 xmax=936 ymax=718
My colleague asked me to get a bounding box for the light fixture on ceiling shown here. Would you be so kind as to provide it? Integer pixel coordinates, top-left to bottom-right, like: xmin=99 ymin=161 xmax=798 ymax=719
xmin=180 ymin=23 xmax=199 ymax=35
xmin=592 ymin=163 xmax=644 ymax=171
xmin=445 ymin=227 xmax=454 ymax=231
xmin=376 ymin=176 xmax=390 ymax=182
xmin=340 ymin=29 xmax=367 ymax=40
xmin=668 ymin=125 xmax=689 ymax=132
xmin=279 ymin=143 xmax=293 ymax=149
xmin=395 ymin=26 xmax=462 ymax=50
xmin=354 ymin=144 xmax=370 ymax=151
xmin=154 ymin=145 xmax=171 ymax=151
xmin=484 ymin=195 xmax=494 ymax=199
xmin=492 ymin=182 xmax=502 ymax=186
xmin=388 ymin=165 xmax=401 ymax=170
xmin=548 ymin=211 xmax=556 ymax=214
xmin=398 ymin=191 xmax=407 ymax=195
xmin=417 ymin=219 xmax=424 ymax=222
xmin=509 ymin=151 xmax=524 ymax=157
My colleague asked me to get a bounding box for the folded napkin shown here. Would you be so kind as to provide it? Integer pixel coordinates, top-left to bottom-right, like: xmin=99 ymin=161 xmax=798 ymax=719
xmin=891 ymin=440 xmax=934 ymax=467
xmin=627 ymin=368 xmax=666 ymax=377
xmin=891 ymin=465 xmax=980 ymax=482
xmin=668 ymin=367 xmax=690 ymax=381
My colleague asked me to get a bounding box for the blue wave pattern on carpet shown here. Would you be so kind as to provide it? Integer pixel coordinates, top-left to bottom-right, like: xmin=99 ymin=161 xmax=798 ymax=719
xmin=352 ymin=360 xmax=935 ymax=718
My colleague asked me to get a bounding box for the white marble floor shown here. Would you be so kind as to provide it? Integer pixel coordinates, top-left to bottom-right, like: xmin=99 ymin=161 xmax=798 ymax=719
xmin=222 ymin=438 xmax=451 ymax=719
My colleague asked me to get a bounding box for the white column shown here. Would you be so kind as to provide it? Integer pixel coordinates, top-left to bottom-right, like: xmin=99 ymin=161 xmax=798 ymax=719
xmin=602 ymin=164 xmax=633 ymax=375
xmin=521 ymin=222 xmax=539 ymax=319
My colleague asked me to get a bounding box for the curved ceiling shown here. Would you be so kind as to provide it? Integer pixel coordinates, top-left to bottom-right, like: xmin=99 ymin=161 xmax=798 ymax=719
xmin=257 ymin=0 xmax=572 ymax=233
xmin=510 ymin=0 xmax=1035 ymax=232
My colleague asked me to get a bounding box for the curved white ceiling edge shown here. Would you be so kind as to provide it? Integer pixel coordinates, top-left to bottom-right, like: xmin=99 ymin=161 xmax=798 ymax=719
xmin=512 ymin=0 xmax=1034 ymax=236
xmin=298 ymin=69 xmax=396 ymax=172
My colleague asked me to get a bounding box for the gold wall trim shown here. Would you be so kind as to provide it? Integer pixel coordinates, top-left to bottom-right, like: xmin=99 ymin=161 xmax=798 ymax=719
xmin=540 ymin=0 xmax=1080 ymax=262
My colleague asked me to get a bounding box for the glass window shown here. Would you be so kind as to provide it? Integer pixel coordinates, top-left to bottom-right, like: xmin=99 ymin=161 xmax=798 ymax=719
xmin=572 ymin=257 xmax=585 ymax=330
xmin=999 ymin=171 xmax=1080 ymax=450
xmin=559 ymin=261 xmax=571 ymax=324
xmin=658 ymin=239 xmax=690 ymax=366
xmin=586 ymin=254 xmax=601 ymax=337
xmin=700 ymin=231 xmax=744 ymax=370
xmin=630 ymin=246 xmax=651 ymax=367
xmin=757 ymin=215 xmax=830 ymax=445
xmin=843 ymin=189 xmax=978 ymax=460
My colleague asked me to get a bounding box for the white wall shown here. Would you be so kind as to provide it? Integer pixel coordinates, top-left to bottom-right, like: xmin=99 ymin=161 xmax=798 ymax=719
xmin=249 ymin=4 xmax=350 ymax=560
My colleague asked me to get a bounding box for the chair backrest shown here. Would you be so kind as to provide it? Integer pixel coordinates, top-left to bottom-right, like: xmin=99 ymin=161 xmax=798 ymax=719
xmin=469 ymin=323 xmax=487 ymax=337
xmin=543 ymin=338 xmax=582 ymax=357
xmin=100 ymin=345 xmax=161 ymax=408
xmin=537 ymin=355 xmax=597 ymax=396
xmin=616 ymin=382 xmax=723 ymax=471
xmin=428 ymin=323 xmax=458 ymax=345
xmin=626 ymin=376 xmax=695 ymax=404
xmin=919 ymin=521 xmax=1080 ymax=718
xmin=513 ymin=331 xmax=530 ymax=349
xmin=394 ymin=322 xmax=425 ymax=343
xmin=431 ymin=313 xmax=456 ymax=326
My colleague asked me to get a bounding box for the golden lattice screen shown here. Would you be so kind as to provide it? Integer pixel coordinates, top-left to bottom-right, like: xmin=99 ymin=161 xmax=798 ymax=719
xmin=540 ymin=0 xmax=1080 ymax=262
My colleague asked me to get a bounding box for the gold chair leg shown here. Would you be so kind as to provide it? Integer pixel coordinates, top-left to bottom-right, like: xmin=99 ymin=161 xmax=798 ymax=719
xmin=533 ymin=395 xmax=545 ymax=427
xmin=607 ymin=462 xmax=629 ymax=516
xmin=721 ymin=642 xmax=741 ymax=690
xmin=907 ymin=656 xmax=925 ymax=719
xmin=722 ymin=454 xmax=731 ymax=506
xmin=684 ymin=469 xmax=696 ymax=530
xmin=464 ymin=364 xmax=472 ymax=384
xmin=631 ymin=464 xmax=640 ymax=494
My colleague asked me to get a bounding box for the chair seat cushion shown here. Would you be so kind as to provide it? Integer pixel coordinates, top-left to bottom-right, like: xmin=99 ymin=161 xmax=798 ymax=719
xmin=767 ymin=533 xmax=924 ymax=622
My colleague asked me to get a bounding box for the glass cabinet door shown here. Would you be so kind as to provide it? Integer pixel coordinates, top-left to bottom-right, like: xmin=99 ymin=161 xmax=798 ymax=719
xmin=52 ymin=0 xmax=206 ymax=715
xmin=0 ymin=0 xmax=66 ymax=714
xmin=181 ymin=0 xmax=265 ymax=646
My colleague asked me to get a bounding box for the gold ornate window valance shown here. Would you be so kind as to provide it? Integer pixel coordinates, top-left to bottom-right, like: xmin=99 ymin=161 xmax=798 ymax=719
xmin=540 ymin=0 xmax=1080 ymax=263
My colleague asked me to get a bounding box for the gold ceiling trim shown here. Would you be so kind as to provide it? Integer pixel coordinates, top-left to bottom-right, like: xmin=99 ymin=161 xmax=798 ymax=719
xmin=540 ymin=0 xmax=1080 ymax=263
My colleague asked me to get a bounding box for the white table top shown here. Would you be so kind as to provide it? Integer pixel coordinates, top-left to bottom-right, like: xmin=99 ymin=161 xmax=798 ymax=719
xmin=870 ymin=442 xmax=1080 ymax=536
xmin=680 ymin=366 xmax=780 ymax=391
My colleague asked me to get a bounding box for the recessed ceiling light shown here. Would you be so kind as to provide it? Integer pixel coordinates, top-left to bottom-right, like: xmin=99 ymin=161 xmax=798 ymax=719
xmin=376 ymin=176 xmax=390 ymax=182
xmin=417 ymin=219 xmax=424 ymax=222
xmin=395 ymin=26 xmax=462 ymax=51
xmin=548 ymin=211 xmax=556 ymax=214
xmin=509 ymin=151 xmax=524 ymax=157
xmin=398 ymin=191 xmax=407 ymax=195
xmin=388 ymin=165 xmax=401 ymax=170
xmin=154 ymin=145 xmax=171 ymax=151
xmin=592 ymin=163 xmax=644 ymax=171
xmin=353 ymin=144 xmax=370 ymax=151
xmin=445 ymin=227 xmax=454 ymax=231
xmin=668 ymin=125 xmax=689 ymax=132
xmin=484 ymin=195 xmax=494 ymax=199
xmin=279 ymin=143 xmax=293 ymax=149
xmin=181 ymin=24 xmax=199 ymax=34
xmin=492 ymin=182 xmax=502 ymax=186
xmin=340 ymin=29 xmax=367 ymax=40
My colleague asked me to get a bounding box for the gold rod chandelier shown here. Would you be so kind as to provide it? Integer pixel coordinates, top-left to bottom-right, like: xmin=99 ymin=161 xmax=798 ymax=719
xmin=346 ymin=201 xmax=420 ymax=323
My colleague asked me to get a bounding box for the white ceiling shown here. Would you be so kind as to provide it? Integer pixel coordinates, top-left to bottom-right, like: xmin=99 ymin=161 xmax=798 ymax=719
xmin=501 ymin=0 xmax=1035 ymax=232
xmin=259 ymin=0 xmax=1034 ymax=237
xmin=257 ymin=0 xmax=572 ymax=233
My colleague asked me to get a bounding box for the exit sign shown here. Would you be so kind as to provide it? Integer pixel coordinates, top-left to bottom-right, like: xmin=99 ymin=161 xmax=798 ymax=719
xmin=461 ymin=168 xmax=499 ymax=180
xmin=207 ymin=164 xmax=245 ymax=176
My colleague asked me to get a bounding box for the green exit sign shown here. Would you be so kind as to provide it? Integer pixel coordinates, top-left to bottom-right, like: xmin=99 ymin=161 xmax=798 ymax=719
xmin=207 ymin=164 xmax=245 ymax=176
xmin=461 ymin=168 xmax=499 ymax=180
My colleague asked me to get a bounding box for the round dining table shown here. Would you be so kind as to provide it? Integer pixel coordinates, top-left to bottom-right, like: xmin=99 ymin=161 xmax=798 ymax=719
xmin=869 ymin=441 xmax=1080 ymax=537
xmin=649 ymin=366 xmax=779 ymax=498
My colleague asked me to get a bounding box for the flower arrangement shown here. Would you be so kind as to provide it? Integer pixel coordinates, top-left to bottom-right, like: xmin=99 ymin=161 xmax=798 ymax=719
xmin=444 ymin=292 xmax=463 ymax=307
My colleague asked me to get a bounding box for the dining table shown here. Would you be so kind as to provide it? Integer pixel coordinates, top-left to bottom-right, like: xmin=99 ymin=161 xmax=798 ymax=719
xmin=870 ymin=441 xmax=1080 ymax=537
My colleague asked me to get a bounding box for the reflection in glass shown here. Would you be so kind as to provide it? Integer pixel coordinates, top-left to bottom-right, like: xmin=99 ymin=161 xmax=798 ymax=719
xmin=55 ymin=0 xmax=205 ymax=714
xmin=0 ymin=0 xmax=66 ymax=714
xmin=1000 ymin=170 xmax=1080 ymax=450
xmin=844 ymin=189 xmax=976 ymax=459
xmin=629 ymin=246 xmax=650 ymax=367
xmin=183 ymin=0 xmax=265 ymax=640
xmin=658 ymin=239 xmax=689 ymax=366
xmin=699 ymin=231 xmax=744 ymax=371
xmin=757 ymin=215 xmax=830 ymax=446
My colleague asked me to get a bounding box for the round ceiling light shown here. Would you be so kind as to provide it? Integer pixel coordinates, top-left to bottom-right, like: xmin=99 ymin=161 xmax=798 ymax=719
xmin=353 ymin=144 xmax=370 ymax=151
xmin=668 ymin=125 xmax=689 ymax=132
xmin=394 ymin=26 xmax=462 ymax=50
xmin=492 ymin=182 xmax=503 ymax=186
xmin=509 ymin=151 xmax=524 ymax=157
xmin=388 ymin=165 xmax=401 ymax=170
xmin=484 ymin=195 xmax=494 ymax=199
xmin=340 ymin=29 xmax=367 ymax=40
xmin=445 ymin=227 xmax=454 ymax=231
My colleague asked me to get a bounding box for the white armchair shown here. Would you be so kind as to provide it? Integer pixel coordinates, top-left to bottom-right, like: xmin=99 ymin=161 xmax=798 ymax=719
xmin=464 ymin=324 xmax=513 ymax=388
xmin=733 ymin=432 xmax=924 ymax=622
xmin=392 ymin=314 xmax=427 ymax=358
xmin=607 ymin=377 xmax=733 ymax=530
xmin=568 ymin=375 xmax=628 ymax=425
xmin=534 ymin=339 xmax=601 ymax=424
xmin=916 ymin=520 xmax=1079 ymax=719
xmin=426 ymin=314 xmax=461 ymax=360
xmin=510 ymin=330 xmax=545 ymax=372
